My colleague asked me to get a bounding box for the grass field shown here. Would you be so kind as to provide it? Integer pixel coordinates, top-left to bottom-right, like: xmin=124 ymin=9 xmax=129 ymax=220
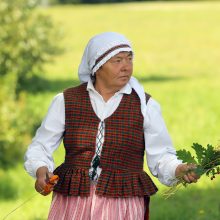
xmin=1 ymin=1 xmax=220 ymax=219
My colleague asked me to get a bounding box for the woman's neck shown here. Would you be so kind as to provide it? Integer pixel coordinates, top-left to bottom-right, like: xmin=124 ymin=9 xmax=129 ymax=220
xmin=94 ymin=82 xmax=119 ymax=102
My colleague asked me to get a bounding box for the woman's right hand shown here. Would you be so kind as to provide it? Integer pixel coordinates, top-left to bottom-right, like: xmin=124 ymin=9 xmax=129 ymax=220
xmin=35 ymin=166 xmax=54 ymax=196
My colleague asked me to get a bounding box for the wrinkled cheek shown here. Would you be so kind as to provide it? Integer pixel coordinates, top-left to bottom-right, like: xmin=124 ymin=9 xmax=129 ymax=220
xmin=128 ymin=65 xmax=133 ymax=74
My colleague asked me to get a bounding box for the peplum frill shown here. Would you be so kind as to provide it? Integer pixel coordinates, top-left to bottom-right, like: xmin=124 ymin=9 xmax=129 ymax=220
xmin=96 ymin=169 xmax=158 ymax=197
xmin=53 ymin=164 xmax=91 ymax=196
xmin=53 ymin=164 xmax=157 ymax=197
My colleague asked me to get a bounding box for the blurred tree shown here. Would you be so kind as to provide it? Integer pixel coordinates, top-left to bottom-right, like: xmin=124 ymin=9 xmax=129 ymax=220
xmin=57 ymin=0 xmax=150 ymax=4
xmin=0 ymin=0 xmax=61 ymax=168
xmin=0 ymin=75 xmax=28 ymax=169
xmin=0 ymin=0 xmax=61 ymax=92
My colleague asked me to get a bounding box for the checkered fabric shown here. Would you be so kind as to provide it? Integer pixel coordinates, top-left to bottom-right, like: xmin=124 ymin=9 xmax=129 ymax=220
xmin=53 ymin=83 xmax=158 ymax=197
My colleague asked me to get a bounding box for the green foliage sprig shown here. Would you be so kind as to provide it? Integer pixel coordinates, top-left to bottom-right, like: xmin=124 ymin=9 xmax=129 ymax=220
xmin=163 ymin=143 xmax=220 ymax=199
xmin=177 ymin=143 xmax=220 ymax=179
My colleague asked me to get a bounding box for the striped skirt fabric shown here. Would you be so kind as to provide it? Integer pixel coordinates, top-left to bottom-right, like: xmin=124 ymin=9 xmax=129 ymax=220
xmin=48 ymin=184 xmax=148 ymax=220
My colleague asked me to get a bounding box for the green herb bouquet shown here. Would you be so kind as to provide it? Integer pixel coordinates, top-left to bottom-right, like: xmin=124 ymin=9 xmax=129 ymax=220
xmin=164 ymin=143 xmax=220 ymax=198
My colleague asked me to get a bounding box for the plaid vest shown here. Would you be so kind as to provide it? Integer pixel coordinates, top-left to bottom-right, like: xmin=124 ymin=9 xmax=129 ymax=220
xmin=53 ymin=83 xmax=158 ymax=197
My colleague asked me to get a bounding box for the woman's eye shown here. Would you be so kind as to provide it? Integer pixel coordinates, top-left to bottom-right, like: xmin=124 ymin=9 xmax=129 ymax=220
xmin=112 ymin=59 xmax=121 ymax=63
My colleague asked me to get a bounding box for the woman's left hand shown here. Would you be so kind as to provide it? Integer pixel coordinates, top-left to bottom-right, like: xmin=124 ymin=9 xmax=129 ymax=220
xmin=175 ymin=164 xmax=200 ymax=183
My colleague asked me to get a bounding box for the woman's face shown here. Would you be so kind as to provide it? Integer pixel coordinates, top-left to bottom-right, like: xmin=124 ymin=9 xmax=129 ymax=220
xmin=95 ymin=51 xmax=133 ymax=91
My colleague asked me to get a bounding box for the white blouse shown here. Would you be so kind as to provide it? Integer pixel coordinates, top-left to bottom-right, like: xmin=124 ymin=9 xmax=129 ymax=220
xmin=24 ymin=79 xmax=182 ymax=186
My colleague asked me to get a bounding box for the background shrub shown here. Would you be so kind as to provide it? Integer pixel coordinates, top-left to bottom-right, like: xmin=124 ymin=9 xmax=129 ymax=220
xmin=0 ymin=0 xmax=61 ymax=168
xmin=0 ymin=0 xmax=61 ymax=92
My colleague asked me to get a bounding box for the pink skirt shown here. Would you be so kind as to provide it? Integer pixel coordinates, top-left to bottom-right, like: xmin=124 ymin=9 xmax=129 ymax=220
xmin=48 ymin=184 xmax=148 ymax=220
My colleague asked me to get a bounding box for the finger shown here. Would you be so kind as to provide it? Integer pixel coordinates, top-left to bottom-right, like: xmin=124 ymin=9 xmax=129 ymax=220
xmin=35 ymin=178 xmax=47 ymax=193
xmin=35 ymin=181 xmax=42 ymax=192
xmin=40 ymin=191 xmax=51 ymax=196
xmin=188 ymin=173 xmax=198 ymax=183
xmin=187 ymin=165 xmax=197 ymax=174
xmin=183 ymin=175 xmax=191 ymax=183
xmin=38 ymin=191 xmax=47 ymax=196
xmin=185 ymin=172 xmax=199 ymax=183
xmin=189 ymin=172 xmax=199 ymax=180
xmin=187 ymin=176 xmax=196 ymax=183
xmin=35 ymin=185 xmax=44 ymax=193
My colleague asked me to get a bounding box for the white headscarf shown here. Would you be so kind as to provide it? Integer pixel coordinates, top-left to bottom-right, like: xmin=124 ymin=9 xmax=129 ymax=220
xmin=78 ymin=32 xmax=148 ymax=117
xmin=78 ymin=32 xmax=132 ymax=83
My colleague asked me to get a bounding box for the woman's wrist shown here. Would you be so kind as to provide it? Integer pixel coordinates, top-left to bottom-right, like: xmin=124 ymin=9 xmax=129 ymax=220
xmin=36 ymin=166 xmax=49 ymax=179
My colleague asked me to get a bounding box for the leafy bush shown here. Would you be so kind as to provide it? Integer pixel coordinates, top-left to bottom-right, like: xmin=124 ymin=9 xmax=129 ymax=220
xmin=0 ymin=170 xmax=18 ymax=200
xmin=0 ymin=0 xmax=61 ymax=92
xmin=0 ymin=0 xmax=61 ymax=168
xmin=0 ymin=74 xmax=30 ymax=169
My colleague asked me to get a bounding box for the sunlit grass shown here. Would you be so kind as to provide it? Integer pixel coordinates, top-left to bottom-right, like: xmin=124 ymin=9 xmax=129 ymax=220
xmin=1 ymin=1 xmax=220 ymax=219
xmin=43 ymin=1 xmax=220 ymax=79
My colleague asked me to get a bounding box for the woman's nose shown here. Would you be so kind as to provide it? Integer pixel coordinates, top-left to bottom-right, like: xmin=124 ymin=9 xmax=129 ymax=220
xmin=121 ymin=58 xmax=132 ymax=69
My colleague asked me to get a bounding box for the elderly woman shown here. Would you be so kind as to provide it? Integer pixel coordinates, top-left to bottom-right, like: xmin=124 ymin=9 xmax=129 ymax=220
xmin=24 ymin=32 xmax=199 ymax=220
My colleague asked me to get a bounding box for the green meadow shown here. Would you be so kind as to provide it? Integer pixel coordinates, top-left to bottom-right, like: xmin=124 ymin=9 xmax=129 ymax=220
xmin=1 ymin=1 xmax=220 ymax=219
